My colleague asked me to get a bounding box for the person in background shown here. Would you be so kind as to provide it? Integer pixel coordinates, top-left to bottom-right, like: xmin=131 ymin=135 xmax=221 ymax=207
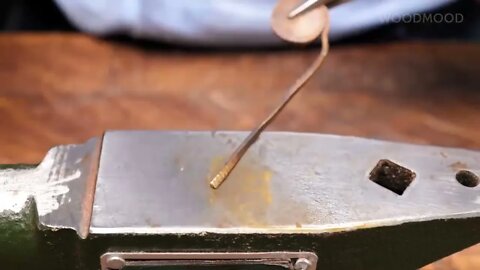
xmin=1 ymin=0 xmax=478 ymax=46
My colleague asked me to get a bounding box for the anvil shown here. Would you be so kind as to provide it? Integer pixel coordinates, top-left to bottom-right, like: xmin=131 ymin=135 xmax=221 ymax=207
xmin=1 ymin=131 xmax=479 ymax=269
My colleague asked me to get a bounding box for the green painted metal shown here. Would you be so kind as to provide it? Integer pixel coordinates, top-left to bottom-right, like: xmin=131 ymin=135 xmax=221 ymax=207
xmin=1 ymin=207 xmax=480 ymax=270
xmin=0 ymin=199 xmax=39 ymax=269
xmin=27 ymin=217 xmax=477 ymax=270
xmin=0 ymin=164 xmax=37 ymax=170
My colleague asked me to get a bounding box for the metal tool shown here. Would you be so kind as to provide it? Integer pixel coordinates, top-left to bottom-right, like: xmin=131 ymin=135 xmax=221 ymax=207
xmin=210 ymin=0 xmax=332 ymax=189
xmin=289 ymin=0 xmax=323 ymax=18
xmin=288 ymin=0 xmax=348 ymax=18
xmin=1 ymin=131 xmax=479 ymax=269
xmin=210 ymin=0 xmax=351 ymax=189
xmin=208 ymin=25 xmax=330 ymax=189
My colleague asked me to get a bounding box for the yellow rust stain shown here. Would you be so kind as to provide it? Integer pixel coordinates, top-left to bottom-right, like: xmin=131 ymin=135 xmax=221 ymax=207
xmin=208 ymin=156 xmax=273 ymax=227
xmin=450 ymin=161 xmax=468 ymax=171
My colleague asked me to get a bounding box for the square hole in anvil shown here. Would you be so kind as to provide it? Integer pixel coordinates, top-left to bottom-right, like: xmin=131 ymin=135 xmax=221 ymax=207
xmin=369 ymin=159 xmax=416 ymax=195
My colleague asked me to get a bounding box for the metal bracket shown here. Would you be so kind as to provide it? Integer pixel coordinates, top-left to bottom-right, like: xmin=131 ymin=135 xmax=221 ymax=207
xmin=100 ymin=251 xmax=318 ymax=270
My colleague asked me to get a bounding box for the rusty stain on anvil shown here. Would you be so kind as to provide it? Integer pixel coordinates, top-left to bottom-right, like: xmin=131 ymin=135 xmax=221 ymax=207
xmin=205 ymin=155 xmax=313 ymax=230
xmin=79 ymin=138 xmax=102 ymax=239
xmin=450 ymin=161 xmax=468 ymax=171
xmin=208 ymin=156 xmax=273 ymax=227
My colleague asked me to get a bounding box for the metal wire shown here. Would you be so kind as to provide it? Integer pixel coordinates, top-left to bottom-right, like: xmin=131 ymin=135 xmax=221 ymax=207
xmin=209 ymin=13 xmax=331 ymax=189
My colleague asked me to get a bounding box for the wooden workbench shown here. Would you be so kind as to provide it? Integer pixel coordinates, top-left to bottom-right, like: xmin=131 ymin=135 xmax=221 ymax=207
xmin=0 ymin=34 xmax=479 ymax=269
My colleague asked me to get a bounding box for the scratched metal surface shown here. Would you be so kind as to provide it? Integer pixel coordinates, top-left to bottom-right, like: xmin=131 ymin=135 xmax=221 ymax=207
xmin=39 ymin=137 xmax=100 ymax=237
xmin=0 ymin=137 xmax=99 ymax=238
xmin=90 ymin=131 xmax=480 ymax=234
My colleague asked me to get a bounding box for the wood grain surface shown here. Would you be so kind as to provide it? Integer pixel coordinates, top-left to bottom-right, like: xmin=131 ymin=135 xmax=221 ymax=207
xmin=0 ymin=33 xmax=479 ymax=268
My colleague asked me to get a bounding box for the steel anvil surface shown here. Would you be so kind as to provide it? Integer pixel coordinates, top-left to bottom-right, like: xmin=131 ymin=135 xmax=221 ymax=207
xmin=0 ymin=131 xmax=479 ymax=270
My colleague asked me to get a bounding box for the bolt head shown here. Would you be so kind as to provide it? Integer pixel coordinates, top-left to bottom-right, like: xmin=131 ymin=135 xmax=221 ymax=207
xmin=294 ymin=258 xmax=313 ymax=270
xmin=106 ymin=256 xmax=126 ymax=270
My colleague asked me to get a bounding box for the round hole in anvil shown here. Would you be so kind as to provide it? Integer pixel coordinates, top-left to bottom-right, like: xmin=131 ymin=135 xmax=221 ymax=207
xmin=455 ymin=170 xmax=479 ymax=188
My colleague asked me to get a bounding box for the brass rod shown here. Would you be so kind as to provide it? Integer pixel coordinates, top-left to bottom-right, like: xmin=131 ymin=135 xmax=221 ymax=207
xmin=209 ymin=18 xmax=330 ymax=189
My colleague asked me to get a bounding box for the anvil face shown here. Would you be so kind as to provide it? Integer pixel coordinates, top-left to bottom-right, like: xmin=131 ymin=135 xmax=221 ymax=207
xmin=1 ymin=131 xmax=479 ymax=270
xmin=90 ymin=131 xmax=480 ymax=235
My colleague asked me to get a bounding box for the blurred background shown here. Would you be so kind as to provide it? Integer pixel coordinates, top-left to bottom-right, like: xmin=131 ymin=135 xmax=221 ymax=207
xmin=0 ymin=0 xmax=479 ymax=269
xmin=0 ymin=0 xmax=479 ymax=44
